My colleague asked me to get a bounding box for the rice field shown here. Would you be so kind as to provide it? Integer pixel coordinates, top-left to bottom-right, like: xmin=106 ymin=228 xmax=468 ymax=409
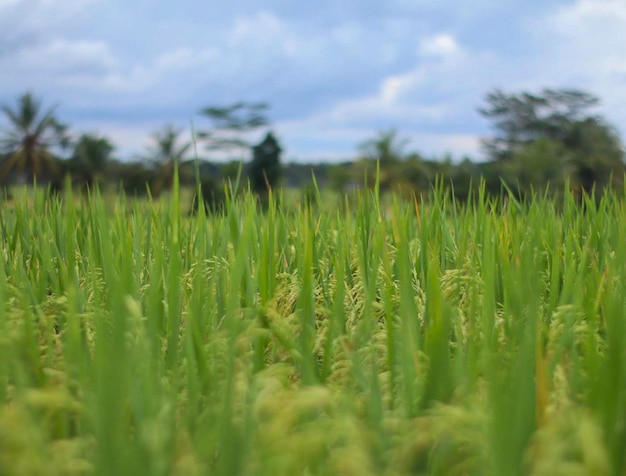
xmin=1 ymin=178 xmax=626 ymax=475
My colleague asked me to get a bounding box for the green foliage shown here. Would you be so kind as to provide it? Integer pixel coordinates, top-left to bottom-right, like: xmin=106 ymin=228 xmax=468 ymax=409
xmin=69 ymin=134 xmax=114 ymax=190
xmin=0 ymin=92 xmax=70 ymax=183
xmin=249 ymin=132 xmax=282 ymax=196
xmin=479 ymin=88 xmax=600 ymax=161
xmin=501 ymin=137 xmax=569 ymax=197
xmin=565 ymin=118 xmax=625 ymax=192
xmin=1 ymin=184 xmax=626 ymax=474
xmin=109 ymin=161 xmax=156 ymax=196
xmin=198 ymin=102 xmax=269 ymax=155
xmin=479 ymin=88 xmax=625 ymax=196
xmin=1 ymin=90 xmax=623 ymax=208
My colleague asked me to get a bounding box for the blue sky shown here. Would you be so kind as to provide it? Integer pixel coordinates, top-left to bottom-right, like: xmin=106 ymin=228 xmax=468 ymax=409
xmin=1 ymin=0 xmax=625 ymax=162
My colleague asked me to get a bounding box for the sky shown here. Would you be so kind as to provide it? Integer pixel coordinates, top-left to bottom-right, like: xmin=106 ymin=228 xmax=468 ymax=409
xmin=1 ymin=0 xmax=625 ymax=163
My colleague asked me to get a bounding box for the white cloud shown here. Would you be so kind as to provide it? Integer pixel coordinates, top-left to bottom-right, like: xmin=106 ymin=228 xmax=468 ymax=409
xmin=230 ymin=11 xmax=284 ymax=43
xmin=553 ymin=0 xmax=626 ymax=26
xmin=276 ymin=115 xmax=481 ymax=161
xmin=0 ymin=0 xmax=94 ymax=30
xmin=381 ymin=71 xmax=425 ymax=103
xmin=527 ymin=0 xmax=626 ymax=138
xmin=226 ymin=11 xmax=307 ymax=61
xmin=93 ymin=46 xmax=220 ymax=95
xmin=325 ymin=91 xmax=448 ymax=125
xmin=419 ymin=34 xmax=459 ymax=57
xmin=548 ymin=0 xmax=626 ymax=66
xmin=3 ymin=0 xmax=625 ymax=163
xmin=603 ymin=58 xmax=626 ymax=79
xmin=308 ymin=37 xmax=488 ymax=129
xmin=153 ymin=47 xmax=218 ymax=71
xmin=11 ymin=39 xmax=117 ymax=75
xmin=406 ymin=132 xmax=481 ymax=158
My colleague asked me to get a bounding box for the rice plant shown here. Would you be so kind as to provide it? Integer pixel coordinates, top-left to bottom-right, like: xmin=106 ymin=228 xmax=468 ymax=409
xmin=1 ymin=180 xmax=625 ymax=475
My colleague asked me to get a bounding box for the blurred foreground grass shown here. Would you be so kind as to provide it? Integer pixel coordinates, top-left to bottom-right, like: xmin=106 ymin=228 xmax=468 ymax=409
xmin=1 ymin=181 xmax=625 ymax=475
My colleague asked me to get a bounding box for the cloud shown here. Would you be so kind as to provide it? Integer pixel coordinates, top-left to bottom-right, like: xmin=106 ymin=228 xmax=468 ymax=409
xmin=381 ymin=71 xmax=426 ymax=103
xmin=540 ymin=0 xmax=626 ymax=76
xmin=0 ymin=0 xmax=102 ymax=94
xmin=8 ymin=39 xmax=117 ymax=78
xmin=293 ymin=32 xmax=489 ymax=132
xmin=419 ymin=34 xmax=459 ymax=58
xmin=1 ymin=0 xmax=624 ymax=163
xmin=271 ymin=29 xmax=486 ymax=161
xmin=0 ymin=0 xmax=94 ymax=40
xmin=523 ymin=0 xmax=626 ymax=137
xmin=1 ymin=2 xmax=482 ymax=160
xmin=276 ymin=116 xmax=481 ymax=161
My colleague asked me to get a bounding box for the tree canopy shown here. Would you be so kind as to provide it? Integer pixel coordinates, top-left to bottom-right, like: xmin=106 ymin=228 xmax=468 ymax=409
xmin=0 ymin=89 xmax=623 ymax=203
xmin=0 ymin=92 xmax=69 ymax=183
xmin=479 ymin=88 xmax=624 ymax=194
xmin=70 ymin=133 xmax=115 ymax=189
xmin=479 ymin=89 xmax=602 ymax=160
xmin=249 ymin=132 xmax=282 ymax=196
xmin=198 ymin=102 xmax=269 ymax=156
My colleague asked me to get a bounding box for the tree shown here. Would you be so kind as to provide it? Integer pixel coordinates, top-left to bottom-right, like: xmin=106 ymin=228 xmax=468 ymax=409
xmin=148 ymin=125 xmax=192 ymax=194
xmin=249 ymin=132 xmax=282 ymax=196
xmin=358 ymin=129 xmax=409 ymax=165
xmin=108 ymin=160 xmax=155 ymax=197
xmin=198 ymin=102 xmax=269 ymax=158
xmin=394 ymin=153 xmax=431 ymax=197
xmin=503 ymin=137 xmax=570 ymax=198
xmin=357 ymin=129 xmax=411 ymax=190
xmin=563 ymin=117 xmax=625 ymax=192
xmin=479 ymin=88 xmax=624 ymax=193
xmin=70 ymin=133 xmax=114 ymax=190
xmin=479 ymin=89 xmax=600 ymax=161
xmin=0 ymin=92 xmax=70 ymax=184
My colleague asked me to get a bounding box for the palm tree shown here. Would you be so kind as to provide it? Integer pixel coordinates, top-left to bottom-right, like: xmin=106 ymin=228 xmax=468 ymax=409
xmin=0 ymin=92 xmax=70 ymax=184
xmin=70 ymin=133 xmax=114 ymax=190
xmin=148 ymin=125 xmax=192 ymax=195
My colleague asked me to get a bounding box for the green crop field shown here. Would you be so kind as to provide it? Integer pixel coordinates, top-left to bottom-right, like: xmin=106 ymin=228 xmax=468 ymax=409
xmin=1 ymin=178 xmax=625 ymax=475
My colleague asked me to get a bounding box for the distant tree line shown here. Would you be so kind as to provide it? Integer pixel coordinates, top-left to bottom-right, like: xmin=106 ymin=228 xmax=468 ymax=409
xmin=0 ymin=88 xmax=623 ymax=207
xmin=0 ymin=93 xmax=283 ymax=208
xmin=315 ymin=88 xmax=624 ymax=203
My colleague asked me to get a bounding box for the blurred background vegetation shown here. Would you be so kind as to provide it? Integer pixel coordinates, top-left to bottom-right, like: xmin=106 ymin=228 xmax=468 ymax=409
xmin=0 ymin=87 xmax=623 ymax=208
